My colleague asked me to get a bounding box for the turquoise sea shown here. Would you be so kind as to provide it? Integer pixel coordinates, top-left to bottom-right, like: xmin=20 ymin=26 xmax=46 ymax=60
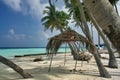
xmin=0 ymin=47 xmax=71 ymax=58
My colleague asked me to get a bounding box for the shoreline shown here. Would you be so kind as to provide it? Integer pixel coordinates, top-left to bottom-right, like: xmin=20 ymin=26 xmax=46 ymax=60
xmin=0 ymin=47 xmax=71 ymax=58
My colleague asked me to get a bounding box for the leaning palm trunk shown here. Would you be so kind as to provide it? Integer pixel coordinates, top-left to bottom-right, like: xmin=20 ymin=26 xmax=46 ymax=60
xmin=83 ymin=0 xmax=120 ymax=54
xmin=0 ymin=56 xmax=33 ymax=78
xmin=90 ymin=45 xmax=111 ymax=78
xmin=87 ymin=9 xmax=118 ymax=68
xmin=76 ymin=0 xmax=111 ymax=78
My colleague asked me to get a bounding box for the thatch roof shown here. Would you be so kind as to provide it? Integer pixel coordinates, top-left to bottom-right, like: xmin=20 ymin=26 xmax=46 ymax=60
xmin=49 ymin=30 xmax=86 ymax=41
xmin=46 ymin=30 xmax=92 ymax=55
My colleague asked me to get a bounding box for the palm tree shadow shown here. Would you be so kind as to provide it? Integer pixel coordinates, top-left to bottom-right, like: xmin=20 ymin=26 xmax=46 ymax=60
xmin=110 ymin=72 xmax=120 ymax=76
xmin=25 ymin=65 xmax=101 ymax=79
xmin=25 ymin=66 xmax=72 ymax=79
xmin=76 ymin=69 xmax=100 ymax=77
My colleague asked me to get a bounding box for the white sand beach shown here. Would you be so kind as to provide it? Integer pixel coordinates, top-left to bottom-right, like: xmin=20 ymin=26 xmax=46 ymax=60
xmin=0 ymin=53 xmax=120 ymax=80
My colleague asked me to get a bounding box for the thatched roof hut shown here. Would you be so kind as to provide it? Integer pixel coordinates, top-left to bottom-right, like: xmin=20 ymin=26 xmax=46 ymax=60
xmin=47 ymin=30 xmax=92 ymax=72
xmin=46 ymin=30 xmax=91 ymax=55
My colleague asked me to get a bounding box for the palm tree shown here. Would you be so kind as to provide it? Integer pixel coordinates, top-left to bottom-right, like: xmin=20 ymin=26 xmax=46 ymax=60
xmin=76 ymin=0 xmax=111 ymax=78
xmin=41 ymin=5 xmax=69 ymax=32
xmin=42 ymin=0 xmax=84 ymax=72
xmin=83 ymin=0 xmax=120 ymax=54
xmin=66 ymin=0 xmax=118 ymax=68
xmin=64 ymin=0 xmax=111 ymax=78
xmin=87 ymin=9 xmax=118 ymax=68
xmin=41 ymin=0 xmax=82 ymax=62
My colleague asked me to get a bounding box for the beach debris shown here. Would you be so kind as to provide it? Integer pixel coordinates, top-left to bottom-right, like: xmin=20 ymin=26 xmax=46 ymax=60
xmin=69 ymin=69 xmax=77 ymax=72
xmin=33 ymin=56 xmax=43 ymax=62
xmin=43 ymin=62 xmax=48 ymax=64
xmin=15 ymin=55 xmax=24 ymax=58
xmin=101 ymin=56 xmax=109 ymax=60
xmin=73 ymin=68 xmax=77 ymax=72
xmin=69 ymin=69 xmax=85 ymax=73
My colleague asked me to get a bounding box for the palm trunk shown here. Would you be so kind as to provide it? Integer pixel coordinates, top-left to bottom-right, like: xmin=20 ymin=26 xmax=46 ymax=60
xmin=0 ymin=56 xmax=33 ymax=78
xmin=76 ymin=0 xmax=111 ymax=78
xmin=91 ymin=45 xmax=111 ymax=78
xmin=86 ymin=9 xmax=118 ymax=68
xmin=83 ymin=0 xmax=120 ymax=54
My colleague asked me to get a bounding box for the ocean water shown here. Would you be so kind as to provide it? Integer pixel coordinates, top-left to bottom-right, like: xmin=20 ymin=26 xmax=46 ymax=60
xmin=0 ymin=47 xmax=71 ymax=58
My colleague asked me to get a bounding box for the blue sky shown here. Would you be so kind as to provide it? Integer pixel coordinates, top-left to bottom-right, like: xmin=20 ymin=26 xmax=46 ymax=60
xmin=0 ymin=0 xmax=64 ymax=47
xmin=0 ymin=0 xmax=120 ymax=47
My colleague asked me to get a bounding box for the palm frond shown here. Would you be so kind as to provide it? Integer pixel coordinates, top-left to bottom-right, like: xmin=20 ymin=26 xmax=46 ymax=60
xmin=41 ymin=16 xmax=50 ymax=22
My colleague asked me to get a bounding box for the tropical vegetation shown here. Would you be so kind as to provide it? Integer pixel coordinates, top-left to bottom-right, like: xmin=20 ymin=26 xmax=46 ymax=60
xmin=41 ymin=0 xmax=120 ymax=78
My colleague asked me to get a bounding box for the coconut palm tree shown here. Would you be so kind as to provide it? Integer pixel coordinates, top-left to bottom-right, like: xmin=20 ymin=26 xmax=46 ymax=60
xmin=76 ymin=0 xmax=112 ymax=78
xmin=64 ymin=0 xmax=111 ymax=78
xmin=0 ymin=56 xmax=32 ymax=78
xmin=41 ymin=5 xmax=69 ymax=32
xmin=41 ymin=0 xmax=82 ymax=61
xmin=83 ymin=0 xmax=120 ymax=54
xmin=41 ymin=0 xmax=83 ymax=71
xmin=86 ymin=8 xmax=118 ymax=68
xmin=65 ymin=0 xmax=118 ymax=68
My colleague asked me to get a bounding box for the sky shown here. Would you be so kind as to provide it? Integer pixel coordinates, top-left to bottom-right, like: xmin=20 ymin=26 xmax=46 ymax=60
xmin=0 ymin=0 xmax=120 ymax=47
xmin=0 ymin=0 xmax=64 ymax=47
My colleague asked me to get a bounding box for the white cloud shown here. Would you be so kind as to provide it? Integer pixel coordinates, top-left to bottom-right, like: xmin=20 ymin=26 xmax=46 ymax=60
xmin=37 ymin=31 xmax=49 ymax=39
xmin=57 ymin=6 xmax=68 ymax=13
xmin=7 ymin=28 xmax=29 ymax=40
xmin=9 ymin=28 xmax=15 ymax=35
xmin=25 ymin=0 xmax=49 ymax=18
xmin=2 ymin=0 xmax=49 ymax=19
xmin=1 ymin=0 xmax=69 ymax=20
xmin=37 ymin=30 xmax=60 ymax=39
xmin=2 ymin=0 xmax=21 ymax=12
xmin=33 ymin=30 xmax=60 ymax=44
xmin=5 ymin=28 xmax=59 ymax=46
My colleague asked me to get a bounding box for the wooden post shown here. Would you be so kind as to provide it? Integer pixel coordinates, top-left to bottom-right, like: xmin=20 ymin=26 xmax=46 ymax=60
xmin=64 ymin=43 xmax=67 ymax=66
xmin=48 ymin=53 xmax=54 ymax=72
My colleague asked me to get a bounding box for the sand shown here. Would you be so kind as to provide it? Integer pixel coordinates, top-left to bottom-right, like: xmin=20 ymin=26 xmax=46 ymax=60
xmin=0 ymin=53 xmax=120 ymax=80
